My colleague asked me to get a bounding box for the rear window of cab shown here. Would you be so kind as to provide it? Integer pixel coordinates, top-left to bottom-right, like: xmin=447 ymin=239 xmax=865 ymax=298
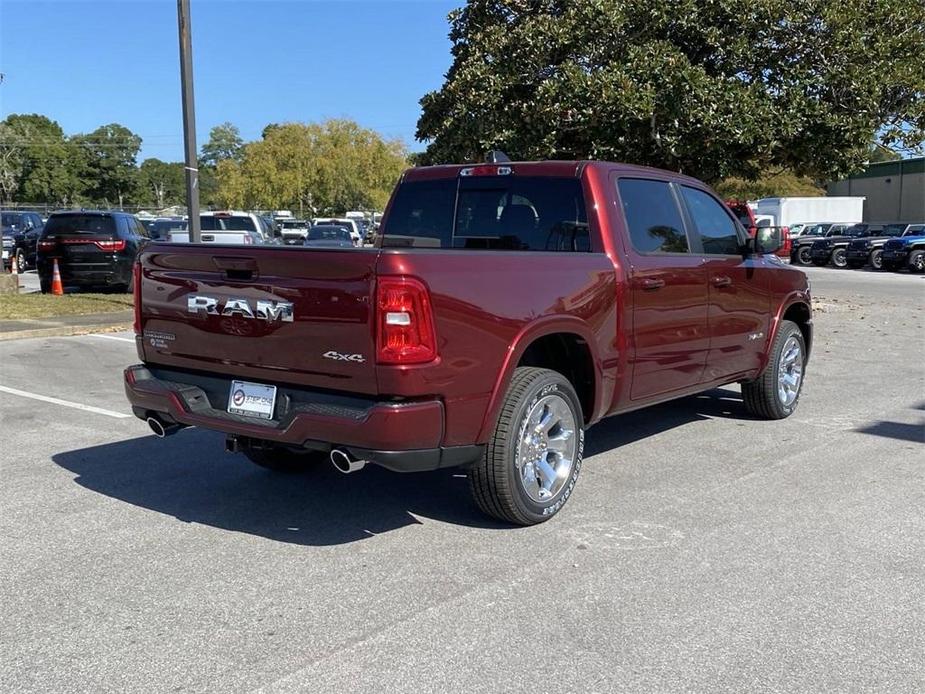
xmin=381 ymin=175 xmax=589 ymax=251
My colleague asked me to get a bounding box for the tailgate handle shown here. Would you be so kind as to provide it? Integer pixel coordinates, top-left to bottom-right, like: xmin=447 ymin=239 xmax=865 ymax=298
xmin=213 ymin=256 xmax=258 ymax=281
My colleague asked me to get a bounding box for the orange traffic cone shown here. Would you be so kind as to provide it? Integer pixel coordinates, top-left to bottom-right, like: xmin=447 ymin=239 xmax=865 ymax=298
xmin=10 ymin=251 xmax=18 ymax=275
xmin=51 ymin=257 xmax=64 ymax=296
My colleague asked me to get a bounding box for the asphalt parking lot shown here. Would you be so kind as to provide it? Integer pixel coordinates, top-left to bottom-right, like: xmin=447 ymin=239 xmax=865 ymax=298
xmin=1 ymin=266 xmax=923 ymax=693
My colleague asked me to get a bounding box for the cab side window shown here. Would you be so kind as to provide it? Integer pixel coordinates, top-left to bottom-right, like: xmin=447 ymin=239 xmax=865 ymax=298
xmin=680 ymin=186 xmax=741 ymax=255
xmin=616 ymin=178 xmax=689 ymax=254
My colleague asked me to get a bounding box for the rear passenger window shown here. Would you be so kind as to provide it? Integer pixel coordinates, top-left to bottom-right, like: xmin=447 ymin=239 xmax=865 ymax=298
xmin=617 ymin=178 xmax=689 ymax=254
xmin=680 ymin=186 xmax=741 ymax=255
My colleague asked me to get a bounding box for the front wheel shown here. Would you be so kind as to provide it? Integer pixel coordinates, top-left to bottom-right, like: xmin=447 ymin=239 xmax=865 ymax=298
xmin=795 ymin=246 xmax=812 ymax=266
xmin=742 ymin=320 xmax=806 ymax=420
xmin=909 ymin=250 xmax=925 ymax=273
xmin=870 ymin=250 xmax=883 ymax=270
xmin=469 ymin=367 xmax=584 ymax=525
xmin=15 ymin=248 xmax=26 ymax=271
xmin=831 ymin=248 xmax=848 ymax=268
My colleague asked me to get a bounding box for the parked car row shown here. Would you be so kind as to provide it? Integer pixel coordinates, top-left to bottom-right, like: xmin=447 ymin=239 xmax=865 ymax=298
xmin=790 ymin=222 xmax=925 ymax=272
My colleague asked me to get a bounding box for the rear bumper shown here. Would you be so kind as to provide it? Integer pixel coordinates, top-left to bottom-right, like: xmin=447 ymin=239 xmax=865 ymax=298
xmin=123 ymin=364 xmax=482 ymax=472
xmin=37 ymin=259 xmax=128 ymax=285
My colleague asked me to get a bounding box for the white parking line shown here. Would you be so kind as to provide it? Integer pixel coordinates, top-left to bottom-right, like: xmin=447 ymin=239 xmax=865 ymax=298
xmin=87 ymin=334 xmax=135 ymax=344
xmin=0 ymin=385 xmax=131 ymax=419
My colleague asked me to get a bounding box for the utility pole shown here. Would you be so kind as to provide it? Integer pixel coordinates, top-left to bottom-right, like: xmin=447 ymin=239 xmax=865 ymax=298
xmin=177 ymin=0 xmax=201 ymax=242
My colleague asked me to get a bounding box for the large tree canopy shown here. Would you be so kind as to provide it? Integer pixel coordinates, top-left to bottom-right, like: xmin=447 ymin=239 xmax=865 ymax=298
xmin=417 ymin=0 xmax=925 ymax=182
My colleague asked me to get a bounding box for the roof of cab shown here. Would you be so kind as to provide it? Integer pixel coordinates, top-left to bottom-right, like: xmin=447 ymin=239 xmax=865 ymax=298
xmin=402 ymin=160 xmax=706 ymax=186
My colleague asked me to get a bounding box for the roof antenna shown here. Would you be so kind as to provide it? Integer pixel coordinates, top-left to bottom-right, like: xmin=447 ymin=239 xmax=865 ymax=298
xmin=487 ymin=150 xmax=511 ymax=163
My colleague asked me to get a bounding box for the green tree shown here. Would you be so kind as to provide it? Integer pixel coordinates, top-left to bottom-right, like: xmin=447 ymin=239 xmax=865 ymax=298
xmin=200 ymin=122 xmax=244 ymax=168
xmin=0 ymin=114 xmax=84 ymax=205
xmin=417 ymin=0 xmax=925 ymax=182
xmin=868 ymin=144 xmax=902 ymax=163
xmin=217 ymin=120 xmax=408 ymax=214
xmin=0 ymin=122 xmax=25 ymax=202
xmin=73 ymin=123 xmax=142 ymax=207
xmin=715 ymin=171 xmax=825 ymax=200
xmin=136 ymin=158 xmax=185 ymax=208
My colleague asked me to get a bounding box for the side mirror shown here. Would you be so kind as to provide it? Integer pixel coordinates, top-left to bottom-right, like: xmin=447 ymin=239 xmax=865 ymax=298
xmin=754 ymin=227 xmax=784 ymax=255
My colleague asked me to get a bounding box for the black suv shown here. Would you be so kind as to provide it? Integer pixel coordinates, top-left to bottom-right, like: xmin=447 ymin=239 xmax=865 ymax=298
xmin=845 ymin=223 xmax=923 ymax=269
xmin=809 ymin=223 xmax=887 ymax=268
xmin=2 ymin=211 xmax=44 ymax=270
xmin=789 ymin=223 xmax=851 ymax=265
xmin=36 ymin=211 xmax=150 ymax=293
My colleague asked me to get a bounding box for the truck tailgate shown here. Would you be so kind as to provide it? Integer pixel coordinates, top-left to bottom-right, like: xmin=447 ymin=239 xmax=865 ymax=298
xmin=137 ymin=244 xmax=380 ymax=395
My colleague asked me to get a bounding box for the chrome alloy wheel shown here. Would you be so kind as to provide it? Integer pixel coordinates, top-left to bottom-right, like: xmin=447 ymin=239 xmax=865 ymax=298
xmin=516 ymin=394 xmax=578 ymax=503
xmin=777 ymin=336 xmax=804 ymax=407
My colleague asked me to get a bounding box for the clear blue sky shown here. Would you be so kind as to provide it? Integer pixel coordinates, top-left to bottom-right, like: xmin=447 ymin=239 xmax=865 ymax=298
xmin=0 ymin=0 xmax=458 ymax=160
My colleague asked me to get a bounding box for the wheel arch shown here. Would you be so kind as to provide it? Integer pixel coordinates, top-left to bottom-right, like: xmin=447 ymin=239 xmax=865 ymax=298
xmin=476 ymin=318 xmax=603 ymax=443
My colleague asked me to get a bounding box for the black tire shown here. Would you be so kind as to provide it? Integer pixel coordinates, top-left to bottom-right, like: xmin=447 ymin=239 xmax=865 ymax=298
xmin=795 ymin=246 xmax=812 ymax=266
xmin=742 ymin=320 xmax=806 ymax=420
xmin=469 ymin=367 xmax=585 ymax=525
xmin=846 ymin=259 xmax=865 ymax=269
xmin=242 ymin=441 xmax=327 ymax=473
xmin=870 ymin=250 xmax=883 ymax=270
xmin=15 ymin=248 xmax=26 ymax=272
xmin=40 ymin=277 xmax=51 ymax=294
xmin=831 ymin=248 xmax=847 ymax=268
xmin=909 ymin=250 xmax=925 ymax=273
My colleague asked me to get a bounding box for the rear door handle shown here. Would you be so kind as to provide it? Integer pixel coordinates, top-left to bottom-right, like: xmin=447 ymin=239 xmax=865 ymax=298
xmin=640 ymin=278 xmax=665 ymax=291
xmin=711 ymin=275 xmax=733 ymax=288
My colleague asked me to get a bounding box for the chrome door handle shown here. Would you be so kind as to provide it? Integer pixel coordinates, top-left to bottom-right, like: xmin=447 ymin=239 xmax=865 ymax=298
xmin=640 ymin=278 xmax=665 ymax=291
xmin=711 ymin=275 xmax=732 ymax=288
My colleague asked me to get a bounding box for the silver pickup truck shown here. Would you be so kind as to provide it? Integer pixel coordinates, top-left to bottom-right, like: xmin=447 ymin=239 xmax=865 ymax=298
xmin=169 ymin=211 xmax=269 ymax=245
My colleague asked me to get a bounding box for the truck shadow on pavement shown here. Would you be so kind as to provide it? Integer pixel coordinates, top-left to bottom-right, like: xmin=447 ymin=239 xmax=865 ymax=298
xmin=52 ymin=387 xmax=752 ymax=546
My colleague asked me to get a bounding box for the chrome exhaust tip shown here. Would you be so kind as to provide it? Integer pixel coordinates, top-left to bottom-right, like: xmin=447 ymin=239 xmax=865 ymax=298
xmin=330 ymin=448 xmax=367 ymax=474
xmin=147 ymin=414 xmax=180 ymax=438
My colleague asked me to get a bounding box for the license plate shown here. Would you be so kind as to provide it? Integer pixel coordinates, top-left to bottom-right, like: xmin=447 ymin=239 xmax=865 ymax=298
xmin=228 ymin=380 xmax=277 ymax=419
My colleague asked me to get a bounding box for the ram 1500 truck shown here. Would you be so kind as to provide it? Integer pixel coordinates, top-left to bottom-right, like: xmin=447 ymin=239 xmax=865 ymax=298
xmin=124 ymin=161 xmax=812 ymax=525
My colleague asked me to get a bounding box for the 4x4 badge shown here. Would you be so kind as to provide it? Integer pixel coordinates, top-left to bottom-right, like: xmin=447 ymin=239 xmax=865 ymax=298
xmin=323 ymin=351 xmax=366 ymax=363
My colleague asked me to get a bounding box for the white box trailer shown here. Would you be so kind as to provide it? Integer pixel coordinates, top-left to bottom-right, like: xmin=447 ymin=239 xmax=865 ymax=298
xmin=753 ymin=197 xmax=865 ymax=227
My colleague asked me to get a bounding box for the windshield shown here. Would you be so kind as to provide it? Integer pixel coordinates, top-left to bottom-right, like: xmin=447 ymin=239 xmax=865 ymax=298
xmin=44 ymin=215 xmax=115 ymax=235
xmin=200 ymin=215 xmax=256 ymax=231
xmin=1 ymin=213 xmax=23 ymax=228
xmin=281 ymin=220 xmax=307 ymax=229
xmin=843 ymin=225 xmax=869 ymax=237
xmin=308 ymin=226 xmax=351 ymax=241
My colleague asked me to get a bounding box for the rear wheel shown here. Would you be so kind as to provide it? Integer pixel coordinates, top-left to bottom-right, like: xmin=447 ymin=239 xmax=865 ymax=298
xmin=242 ymin=441 xmax=327 ymax=473
xmin=831 ymin=248 xmax=848 ymax=268
xmin=795 ymin=246 xmax=812 ymax=266
xmin=469 ymin=367 xmax=584 ymax=525
xmin=870 ymin=250 xmax=883 ymax=270
xmin=14 ymin=248 xmax=26 ymax=272
xmin=909 ymin=250 xmax=925 ymax=273
xmin=742 ymin=320 xmax=805 ymax=420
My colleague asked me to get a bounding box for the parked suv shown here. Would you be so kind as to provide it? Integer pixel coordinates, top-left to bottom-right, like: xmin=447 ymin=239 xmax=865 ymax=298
xmin=809 ymin=223 xmax=887 ymax=268
xmin=790 ymin=223 xmax=850 ymax=265
xmin=2 ymin=211 xmax=44 ymax=270
xmin=125 ymin=160 xmax=811 ymax=526
xmin=36 ymin=211 xmax=150 ymax=293
xmin=846 ymin=223 xmax=923 ymax=269
xmin=882 ymin=228 xmax=925 ymax=272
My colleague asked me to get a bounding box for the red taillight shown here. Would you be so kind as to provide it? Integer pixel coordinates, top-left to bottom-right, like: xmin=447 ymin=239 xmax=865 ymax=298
xmin=94 ymin=239 xmax=126 ymax=252
xmin=132 ymin=262 xmax=142 ymax=335
xmin=376 ymin=276 xmax=438 ymax=365
xmin=37 ymin=240 xmax=55 ymax=252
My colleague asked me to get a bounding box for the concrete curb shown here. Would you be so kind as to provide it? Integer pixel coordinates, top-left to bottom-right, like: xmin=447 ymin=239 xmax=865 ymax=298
xmin=0 ymin=322 xmax=133 ymax=342
xmin=0 ymin=310 xmax=135 ymax=342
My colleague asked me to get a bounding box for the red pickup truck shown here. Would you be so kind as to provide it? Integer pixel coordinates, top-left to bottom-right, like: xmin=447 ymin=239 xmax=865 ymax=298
xmin=125 ymin=161 xmax=812 ymax=525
